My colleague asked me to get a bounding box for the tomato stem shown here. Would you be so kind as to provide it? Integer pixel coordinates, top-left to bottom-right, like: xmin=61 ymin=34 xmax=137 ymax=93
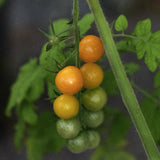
xmin=86 ymin=0 xmax=160 ymax=159
xmin=73 ymin=0 xmax=80 ymax=68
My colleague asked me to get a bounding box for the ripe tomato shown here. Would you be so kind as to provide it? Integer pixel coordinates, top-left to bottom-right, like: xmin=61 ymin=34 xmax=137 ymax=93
xmin=56 ymin=117 xmax=81 ymax=139
xmin=80 ymin=63 xmax=104 ymax=89
xmin=55 ymin=66 xmax=84 ymax=95
xmin=79 ymin=35 xmax=104 ymax=62
xmin=87 ymin=130 xmax=100 ymax=149
xmin=81 ymin=109 xmax=104 ymax=128
xmin=53 ymin=94 xmax=79 ymax=119
xmin=67 ymin=132 xmax=88 ymax=153
xmin=81 ymin=87 xmax=107 ymax=111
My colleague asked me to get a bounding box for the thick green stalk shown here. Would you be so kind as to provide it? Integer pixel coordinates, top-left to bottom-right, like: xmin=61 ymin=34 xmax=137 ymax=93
xmin=87 ymin=0 xmax=160 ymax=159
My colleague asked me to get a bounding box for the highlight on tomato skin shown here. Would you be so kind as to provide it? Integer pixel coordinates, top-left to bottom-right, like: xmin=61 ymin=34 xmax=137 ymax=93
xmin=79 ymin=35 xmax=104 ymax=63
xmin=55 ymin=66 xmax=84 ymax=95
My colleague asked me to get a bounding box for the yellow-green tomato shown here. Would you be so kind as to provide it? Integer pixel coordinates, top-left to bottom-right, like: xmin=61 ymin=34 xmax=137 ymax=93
xmin=81 ymin=87 xmax=107 ymax=111
xmin=56 ymin=117 xmax=81 ymax=139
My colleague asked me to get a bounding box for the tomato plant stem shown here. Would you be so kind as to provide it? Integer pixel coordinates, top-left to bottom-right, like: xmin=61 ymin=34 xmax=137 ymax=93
xmin=73 ymin=0 xmax=80 ymax=68
xmin=87 ymin=0 xmax=160 ymax=159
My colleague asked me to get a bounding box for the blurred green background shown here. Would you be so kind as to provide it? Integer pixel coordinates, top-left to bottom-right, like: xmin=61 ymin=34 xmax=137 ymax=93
xmin=0 ymin=0 xmax=160 ymax=159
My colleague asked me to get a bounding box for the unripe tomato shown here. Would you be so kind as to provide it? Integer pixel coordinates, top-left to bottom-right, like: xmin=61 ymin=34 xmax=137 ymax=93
xmin=53 ymin=94 xmax=79 ymax=119
xmin=79 ymin=35 xmax=104 ymax=62
xmin=56 ymin=117 xmax=81 ymax=139
xmin=55 ymin=66 xmax=84 ymax=95
xmin=67 ymin=132 xmax=88 ymax=153
xmin=80 ymin=63 xmax=104 ymax=89
xmin=81 ymin=87 xmax=107 ymax=111
xmin=81 ymin=109 xmax=104 ymax=128
xmin=87 ymin=130 xmax=100 ymax=149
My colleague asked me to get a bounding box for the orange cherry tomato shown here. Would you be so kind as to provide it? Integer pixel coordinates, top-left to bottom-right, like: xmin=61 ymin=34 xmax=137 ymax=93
xmin=55 ymin=66 xmax=84 ymax=95
xmin=79 ymin=35 xmax=104 ymax=62
xmin=80 ymin=63 xmax=104 ymax=89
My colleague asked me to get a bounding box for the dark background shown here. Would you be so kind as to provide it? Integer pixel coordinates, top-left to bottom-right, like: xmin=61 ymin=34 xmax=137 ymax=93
xmin=0 ymin=0 xmax=160 ymax=159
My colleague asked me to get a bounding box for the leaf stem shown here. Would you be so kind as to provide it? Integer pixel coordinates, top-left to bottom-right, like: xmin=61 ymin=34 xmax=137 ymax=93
xmin=86 ymin=0 xmax=160 ymax=159
xmin=73 ymin=0 xmax=80 ymax=68
xmin=131 ymin=80 xmax=160 ymax=106
xmin=112 ymin=33 xmax=136 ymax=39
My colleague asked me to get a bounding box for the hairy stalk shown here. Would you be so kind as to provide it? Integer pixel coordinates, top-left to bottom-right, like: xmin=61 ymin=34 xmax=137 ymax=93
xmin=86 ymin=0 xmax=160 ymax=159
xmin=73 ymin=0 xmax=80 ymax=68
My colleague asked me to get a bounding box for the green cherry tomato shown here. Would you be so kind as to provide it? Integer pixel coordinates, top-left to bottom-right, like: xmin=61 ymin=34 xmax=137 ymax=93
xmin=81 ymin=87 xmax=107 ymax=111
xmin=56 ymin=117 xmax=81 ymax=139
xmin=67 ymin=132 xmax=88 ymax=153
xmin=81 ymin=109 xmax=104 ymax=128
xmin=87 ymin=130 xmax=100 ymax=149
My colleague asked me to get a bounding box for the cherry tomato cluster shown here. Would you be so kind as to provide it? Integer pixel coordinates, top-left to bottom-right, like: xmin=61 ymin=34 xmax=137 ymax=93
xmin=53 ymin=35 xmax=107 ymax=153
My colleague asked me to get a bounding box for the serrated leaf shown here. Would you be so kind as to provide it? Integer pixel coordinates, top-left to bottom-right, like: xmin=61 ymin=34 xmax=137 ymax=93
xmin=26 ymin=112 xmax=66 ymax=160
xmin=135 ymin=39 xmax=146 ymax=59
xmin=144 ymin=49 xmax=158 ymax=72
xmin=91 ymin=146 xmax=135 ymax=160
xmin=150 ymin=31 xmax=160 ymax=44
xmin=78 ymin=13 xmax=94 ymax=35
xmin=39 ymin=43 xmax=65 ymax=71
xmin=124 ymin=62 xmax=140 ymax=75
xmin=6 ymin=59 xmax=45 ymax=116
xmin=102 ymin=70 xmax=120 ymax=96
xmin=22 ymin=101 xmax=38 ymax=125
xmin=47 ymin=81 xmax=61 ymax=102
xmin=141 ymin=98 xmax=160 ymax=144
xmin=115 ymin=15 xmax=128 ymax=32
xmin=49 ymin=19 xmax=70 ymax=37
xmin=134 ymin=19 xmax=151 ymax=37
xmin=27 ymin=70 xmax=46 ymax=102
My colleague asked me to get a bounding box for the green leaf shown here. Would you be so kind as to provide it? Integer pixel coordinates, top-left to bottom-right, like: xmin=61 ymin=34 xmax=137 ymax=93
xmin=141 ymin=98 xmax=160 ymax=144
xmin=135 ymin=39 xmax=146 ymax=59
xmin=49 ymin=19 xmax=70 ymax=37
xmin=124 ymin=62 xmax=140 ymax=76
xmin=27 ymin=76 xmax=45 ymax=102
xmin=134 ymin=19 xmax=151 ymax=37
xmin=22 ymin=101 xmax=38 ymax=125
xmin=108 ymin=112 xmax=131 ymax=144
xmin=144 ymin=48 xmax=158 ymax=72
xmin=14 ymin=114 xmax=25 ymax=150
xmin=116 ymin=38 xmax=135 ymax=53
xmin=154 ymin=70 xmax=160 ymax=88
xmin=6 ymin=59 xmax=45 ymax=116
xmin=102 ymin=70 xmax=120 ymax=96
xmin=115 ymin=15 xmax=128 ymax=32
xmin=39 ymin=43 xmax=65 ymax=71
xmin=26 ymin=112 xmax=66 ymax=160
xmin=134 ymin=29 xmax=160 ymax=72
xmin=91 ymin=146 xmax=135 ymax=160
xmin=78 ymin=13 xmax=94 ymax=35
xmin=0 ymin=0 xmax=6 ymax=7
xmin=46 ymin=81 xmax=61 ymax=102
